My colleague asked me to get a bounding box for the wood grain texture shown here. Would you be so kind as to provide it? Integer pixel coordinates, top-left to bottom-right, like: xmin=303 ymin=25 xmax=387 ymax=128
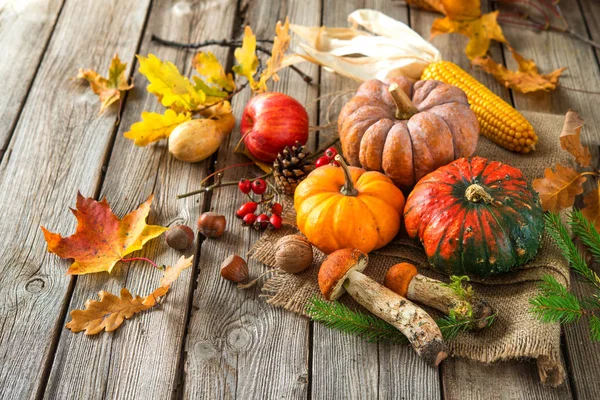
xmin=314 ymin=2 xmax=441 ymax=399
xmin=0 ymin=1 xmax=151 ymax=399
xmin=410 ymin=5 xmax=573 ymax=399
xmin=183 ymin=0 xmax=320 ymax=398
xmin=0 ymin=0 xmax=64 ymax=155
xmin=42 ymin=0 xmax=237 ymax=398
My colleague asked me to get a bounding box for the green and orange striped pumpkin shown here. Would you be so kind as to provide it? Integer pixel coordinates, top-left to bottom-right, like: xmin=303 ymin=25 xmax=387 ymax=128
xmin=404 ymin=156 xmax=543 ymax=278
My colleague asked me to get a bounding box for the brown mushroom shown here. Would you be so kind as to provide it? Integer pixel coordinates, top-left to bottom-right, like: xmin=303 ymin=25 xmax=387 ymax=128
xmin=318 ymin=249 xmax=447 ymax=367
xmin=384 ymin=263 xmax=494 ymax=330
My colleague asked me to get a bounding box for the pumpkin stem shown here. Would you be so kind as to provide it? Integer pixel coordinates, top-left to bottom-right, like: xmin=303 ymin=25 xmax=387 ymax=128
xmin=465 ymin=184 xmax=494 ymax=204
xmin=334 ymin=155 xmax=358 ymax=197
xmin=388 ymin=83 xmax=418 ymax=120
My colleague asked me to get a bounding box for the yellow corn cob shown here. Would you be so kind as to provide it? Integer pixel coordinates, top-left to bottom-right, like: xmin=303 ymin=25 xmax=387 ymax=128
xmin=421 ymin=61 xmax=537 ymax=154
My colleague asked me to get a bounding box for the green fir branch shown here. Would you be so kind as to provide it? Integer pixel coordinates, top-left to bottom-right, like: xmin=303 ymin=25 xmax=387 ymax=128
xmin=305 ymin=296 xmax=495 ymax=345
xmin=530 ymin=275 xmax=583 ymax=324
xmin=568 ymin=210 xmax=600 ymax=289
xmin=544 ymin=212 xmax=590 ymax=281
xmin=589 ymin=315 xmax=600 ymax=341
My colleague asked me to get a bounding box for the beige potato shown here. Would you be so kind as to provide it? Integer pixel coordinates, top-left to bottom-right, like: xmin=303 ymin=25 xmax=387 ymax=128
xmin=168 ymin=119 xmax=225 ymax=163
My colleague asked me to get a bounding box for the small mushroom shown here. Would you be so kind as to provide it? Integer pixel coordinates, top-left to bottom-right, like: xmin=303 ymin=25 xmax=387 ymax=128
xmin=318 ymin=249 xmax=447 ymax=367
xmin=384 ymin=263 xmax=494 ymax=330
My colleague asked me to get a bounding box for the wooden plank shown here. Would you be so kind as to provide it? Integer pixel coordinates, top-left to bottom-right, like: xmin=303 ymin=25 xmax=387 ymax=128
xmin=182 ymin=0 xmax=320 ymax=398
xmin=313 ymin=1 xmax=442 ymax=399
xmin=42 ymin=1 xmax=238 ymax=398
xmin=0 ymin=0 xmax=64 ymax=155
xmin=0 ymin=1 xmax=151 ymax=399
xmin=410 ymin=6 xmax=572 ymax=399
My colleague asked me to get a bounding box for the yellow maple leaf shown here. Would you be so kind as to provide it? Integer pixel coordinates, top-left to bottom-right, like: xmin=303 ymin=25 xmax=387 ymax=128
xmin=193 ymin=52 xmax=235 ymax=93
xmin=41 ymin=193 xmax=167 ymax=275
xmin=66 ymin=256 xmax=193 ymax=334
xmin=137 ymin=54 xmax=205 ymax=112
xmin=407 ymin=0 xmax=480 ymax=20
xmin=77 ymin=54 xmax=133 ymax=114
xmin=255 ymin=17 xmax=291 ymax=92
xmin=233 ymin=26 xmax=259 ymax=88
xmin=124 ymin=109 xmax=191 ymax=146
xmin=472 ymin=46 xmax=566 ymax=93
xmin=431 ymin=11 xmax=506 ymax=60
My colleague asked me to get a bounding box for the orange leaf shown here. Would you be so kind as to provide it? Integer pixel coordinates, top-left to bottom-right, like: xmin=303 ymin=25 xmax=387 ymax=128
xmin=255 ymin=17 xmax=292 ymax=92
xmin=406 ymin=0 xmax=481 ymax=20
xmin=66 ymin=256 xmax=193 ymax=334
xmin=77 ymin=54 xmax=133 ymax=114
xmin=472 ymin=46 xmax=566 ymax=93
xmin=533 ymin=164 xmax=587 ymax=213
xmin=582 ymin=183 xmax=600 ymax=232
xmin=41 ymin=193 xmax=167 ymax=275
xmin=431 ymin=11 xmax=506 ymax=60
xmin=559 ymin=110 xmax=591 ymax=167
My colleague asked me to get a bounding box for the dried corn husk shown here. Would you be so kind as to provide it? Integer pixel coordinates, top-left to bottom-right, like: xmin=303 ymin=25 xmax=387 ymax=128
xmin=289 ymin=9 xmax=441 ymax=81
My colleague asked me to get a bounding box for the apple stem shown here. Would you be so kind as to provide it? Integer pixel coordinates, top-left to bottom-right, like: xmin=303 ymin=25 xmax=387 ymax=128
xmin=334 ymin=155 xmax=358 ymax=197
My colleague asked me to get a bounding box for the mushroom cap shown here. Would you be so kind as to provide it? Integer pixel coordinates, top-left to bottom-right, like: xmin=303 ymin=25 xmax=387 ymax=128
xmin=383 ymin=262 xmax=418 ymax=297
xmin=318 ymin=248 xmax=368 ymax=300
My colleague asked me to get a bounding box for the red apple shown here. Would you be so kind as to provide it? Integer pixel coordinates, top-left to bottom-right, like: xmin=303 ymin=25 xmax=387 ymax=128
xmin=241 ymin=92 xmax=309 ymax=162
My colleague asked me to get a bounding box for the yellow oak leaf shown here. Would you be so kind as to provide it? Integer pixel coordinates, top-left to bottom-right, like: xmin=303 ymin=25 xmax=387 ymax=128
xmin=533 ymin=164 xmax=587 ymax=213
xmin=472 ymin=46 xmax=566 ymax=93
xmin=255 ymin=17 xmax=291 ymax=92
xmin=124 ymin=109 xmax=191 ymax=146
xmin=66 ymin=256 xmax=193 ymax=334
xmin=560 ymin=110 xmax=591 ymax=167
xmin=193 ymin=52 xmax=235 ymax=93
xmin=77 ymin=54 xmax=133 ymax=114
xmin=137 ymin=54 xmax=205 ymax=112
xmin=431 ymin=11 xmax=506 ymax=60
xmin=233 ymin=26 xmax=259 ymax=88
xmin=41 ymin=193 xmax=167 ymax=275
xmin=582 ymin=183 xmax=600 ymax=232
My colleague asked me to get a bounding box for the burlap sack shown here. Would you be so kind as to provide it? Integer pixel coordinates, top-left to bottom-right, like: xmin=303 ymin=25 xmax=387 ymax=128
xmin=250 ymin=111 xmax=571 ymax=386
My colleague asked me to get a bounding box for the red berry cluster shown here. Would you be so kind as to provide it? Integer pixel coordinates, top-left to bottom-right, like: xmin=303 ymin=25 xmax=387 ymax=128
xmin=315 ymin=147 xmax=340 ymax=168
xmin=236 ymin=178 xmax=283 ymax=230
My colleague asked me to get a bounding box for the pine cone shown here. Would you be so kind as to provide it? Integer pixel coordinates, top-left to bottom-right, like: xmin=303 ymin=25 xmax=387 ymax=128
xmin=273 ymin=141 xmax=314 ymax=195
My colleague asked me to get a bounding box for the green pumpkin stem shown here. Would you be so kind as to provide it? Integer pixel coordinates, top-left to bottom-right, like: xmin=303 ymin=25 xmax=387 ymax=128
xmin=388 ymin=83 xmax=418 ymax=120
xmin=335 ymin=155 xmax=358 ymax=197
xmin=465 ymin=184 xmax=494 ymax=204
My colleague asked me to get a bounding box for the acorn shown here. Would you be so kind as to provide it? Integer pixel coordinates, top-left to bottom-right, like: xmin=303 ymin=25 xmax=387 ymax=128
xmin=166 ymin=225 xmax=195 ymax=250
xmin=197 ymin=212 xmax=226 ymax=238
xmin=274 ymin=235 xmax=313 ymax=274
xmin=220 ymin=254 xmax=248 ymax=283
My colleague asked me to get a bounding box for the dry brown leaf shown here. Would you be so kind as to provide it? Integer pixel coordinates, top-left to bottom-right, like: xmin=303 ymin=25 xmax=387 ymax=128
xmin=431 ymin=11 xmax=506 ymax=60
xmin=66 ymin=256 xmax=193 ymax=335
xmin=533 ymin=164 xmax=587 ymax=213
xmin=560 ymin=110 xmax=591 ymax=167
xmin=472 ymin=46 xmax=566 ymax=93
xmin=582 ymin=183 xmax=600 ymax=232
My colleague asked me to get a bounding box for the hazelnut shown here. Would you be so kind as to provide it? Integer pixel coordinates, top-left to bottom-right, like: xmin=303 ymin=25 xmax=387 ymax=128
xmin=274 ymin=235 xmax=313 ymax=274
xmin=220 ymin=254 xmax=248 ymax=283
xmin=197 ymin=212 xmax=226 ymax=238
xmin=166 ymin=225 xmax=195 ymax=250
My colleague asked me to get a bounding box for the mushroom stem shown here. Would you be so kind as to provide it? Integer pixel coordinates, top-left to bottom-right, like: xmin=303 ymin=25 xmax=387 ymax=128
xmin=334 ymin=154 xmax=358 ymax=197
xmin=388 ymin=83 xmax=418 ymax=120
xmin=344 ymin=269 xmax=447 ymax=367
xmin=384 ymin=263 xmax=494 ymax=330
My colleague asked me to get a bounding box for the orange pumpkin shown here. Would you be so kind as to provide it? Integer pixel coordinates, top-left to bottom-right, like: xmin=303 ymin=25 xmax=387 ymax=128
xmin=294 ymin=156 xmax=405 ymax=254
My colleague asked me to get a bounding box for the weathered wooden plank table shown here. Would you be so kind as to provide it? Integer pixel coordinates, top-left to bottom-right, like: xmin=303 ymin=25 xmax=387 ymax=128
xmin=1 ymin=0 xmax=599 ymax=398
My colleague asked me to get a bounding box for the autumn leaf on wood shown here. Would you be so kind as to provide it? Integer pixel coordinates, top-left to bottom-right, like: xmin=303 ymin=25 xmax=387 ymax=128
xmin=559 ymin=110 xmax=591 ymax=167
xmin=407 ymin=0 xmax=481 ymax=20
xmin=472 ymin=46 xmax=566 ymax=93
xmin=533 ymin=164 xmax=587 ymax=213
xmin=193 ymin=52 xmax=236 ymax=94
xmin=77 ymin=54 xmax=133 ymax=114
xmin=254 ymin=17 xmax=291 ymax=92
xmin=66 ymin=256 xmax=193 ymax=334
xmin=582 ymin=183 xmax=600 ymax=232
xmin=431 ymin=11 xmax=506 ymax=60
xmin=233 ymin=26 xmax=259 ymax=88
xmin=137 ymin=54 xmax=205 ymax=112
xmin=124 ymin=109 xmax=191 ymax=146
xmin=41 ymin=193 xmax=167 ymax=275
